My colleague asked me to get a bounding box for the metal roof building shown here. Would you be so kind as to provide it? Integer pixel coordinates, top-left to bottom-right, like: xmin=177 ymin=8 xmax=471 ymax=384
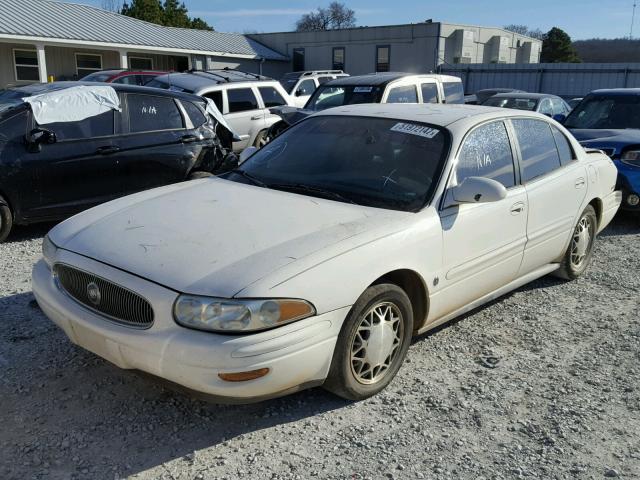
xmin=0 ymin=0 xmax=288 ymax=87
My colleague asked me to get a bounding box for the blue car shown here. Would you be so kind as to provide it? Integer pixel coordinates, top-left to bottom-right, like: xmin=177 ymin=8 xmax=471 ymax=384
xmin=564 ymin=89 xmax=640 ymax=212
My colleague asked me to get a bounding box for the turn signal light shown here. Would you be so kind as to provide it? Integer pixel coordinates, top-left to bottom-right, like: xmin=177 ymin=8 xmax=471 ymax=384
xmin=218 ymin=368 xmax=270 ymax=382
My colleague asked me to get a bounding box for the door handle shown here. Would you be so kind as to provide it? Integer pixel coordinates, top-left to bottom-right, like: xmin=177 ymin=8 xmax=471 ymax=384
xmin=510 ymin=202 xmax=525 ymax=214
xmin=96 ymin=146 xmax=120 ymax=155
xmin=181 ymin=134 xmax=198 ymax=143
xmin=250 ymin=115 xmax=263 ymax=120
xmin=575 ymin=177 xmax=586 ymax=188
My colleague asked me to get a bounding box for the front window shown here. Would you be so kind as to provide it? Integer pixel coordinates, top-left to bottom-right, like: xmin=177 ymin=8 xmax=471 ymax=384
xmin=226 ymin=116 xmax=450 ymax=212
xmin=76 ymin=53 xmax=102 ymax=78
xmin=305 ymin=85 xmax=384 ymax=111
xmin=14 ymin=49 xmax=39 ymax=82
xmin=483 ymin=96 xmax=537 ymax=111
xmin=564 ymin=94 xmax=640 ymax=130
xmin=279 ymin=73 xmax=302 ymax=94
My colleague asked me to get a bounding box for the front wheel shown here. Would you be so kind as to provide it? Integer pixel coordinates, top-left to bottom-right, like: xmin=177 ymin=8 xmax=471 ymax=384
xmin=253 ymin=130 xmax=269 ymax=148
xmin=0 ymin=195 xmax=13 ymax=243
xmin=324 ymin=284 xmax=413 ymax=400
xmin=555 ymin=205 xmax=597 ymax=280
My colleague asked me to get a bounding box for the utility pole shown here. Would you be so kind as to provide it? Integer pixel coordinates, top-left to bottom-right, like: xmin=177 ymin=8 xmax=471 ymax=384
xmin=631 ymin=2 xmax=637 ymax=39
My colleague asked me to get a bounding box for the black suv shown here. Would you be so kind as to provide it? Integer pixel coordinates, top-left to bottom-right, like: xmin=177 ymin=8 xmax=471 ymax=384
xmin=0 ymin=82 xmax=236 ymax=242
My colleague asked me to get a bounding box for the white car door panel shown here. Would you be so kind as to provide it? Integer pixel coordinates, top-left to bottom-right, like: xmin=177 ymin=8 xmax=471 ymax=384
xmin=224 ymin=87 xmax=264 ymax=151
xmin=511 ymin=119 xmax=587 ymax=274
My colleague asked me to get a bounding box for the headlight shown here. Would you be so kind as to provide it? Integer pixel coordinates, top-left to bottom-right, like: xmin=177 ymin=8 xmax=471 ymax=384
xmin=621 ymin=150 xmax=640 ymax=167
xmin=42 ymin=235 xmax=58 ymax=268
xmin=173 ymin=296 xmax=315 ymax=333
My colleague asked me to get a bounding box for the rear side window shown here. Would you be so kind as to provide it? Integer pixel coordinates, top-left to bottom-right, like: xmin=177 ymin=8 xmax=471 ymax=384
xmin=204 ymin=91 xmax=223 ymax=112
xmin=182 ymin=101 xmax=207 ymax=127
xmin=127 ymin=94 xmax=183 ymax=133
xmin=421 ymin=83 xmax=438 ymax=103
xmin=227 ymin=88 xmax=259 ymax=113
xmin=512 ymin=119 xmax=562 ymax=182
xmin=551 ymin=125 xmax=575 ymax=166
xmin=258 ymin=87 xmax=287 ymax=108
xmin=443 ymin=82 xmax=464 ymax=104
xmin=456 ymin=121 xmax=516 ymax=188
xmin=44 ymin=110 xmax=114 ymax=140
xmin=387 ymin=85 xmax=418 ymax=104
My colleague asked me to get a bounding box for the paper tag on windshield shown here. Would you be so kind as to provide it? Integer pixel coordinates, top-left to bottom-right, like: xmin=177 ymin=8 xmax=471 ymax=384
xmin=353 ymin=86 xmax=373 ymax=93
xmin=390 ymin=122 xmax=439 ymax=139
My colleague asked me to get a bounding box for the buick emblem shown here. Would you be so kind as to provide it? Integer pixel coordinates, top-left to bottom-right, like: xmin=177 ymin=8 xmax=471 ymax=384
xmin=87 ymin=282 xmax=101 ymax=306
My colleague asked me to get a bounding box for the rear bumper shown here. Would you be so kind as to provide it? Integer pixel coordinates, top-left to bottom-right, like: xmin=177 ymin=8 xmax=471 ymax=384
xmin=598 ymin=190 xmax=623 ymax=233
xmin=32 ymin=254 xmax=348 ymax=402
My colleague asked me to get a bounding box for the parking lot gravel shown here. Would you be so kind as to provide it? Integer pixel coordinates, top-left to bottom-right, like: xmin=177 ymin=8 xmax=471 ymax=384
xmin=1 ymin=214 xmax=639 ymax=480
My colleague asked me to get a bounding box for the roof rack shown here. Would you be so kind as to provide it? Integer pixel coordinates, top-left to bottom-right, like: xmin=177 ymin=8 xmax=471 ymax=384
xmin=300 ymin=70 xmax=345 ymax=76
xmin=188 ymin=68 xmax=273 ymax=83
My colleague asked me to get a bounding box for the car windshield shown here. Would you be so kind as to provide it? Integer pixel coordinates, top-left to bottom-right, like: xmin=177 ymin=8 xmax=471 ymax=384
xmin=0 ymin=88 xmax=27 ymax=113
xmin=564 ymin=94 xmax=640 ymax=129
xmin=81 ymin=72 xmax=113 ymax=82
xmin=483 ymin=97 xmax=538 ymax=111
xmin=280 ymin=74 xmax=302 ymax=94
xmin=305 ymin=85 xmax=384 ymax=111
xmin=226 ymin=115 xmax=450 ymax=212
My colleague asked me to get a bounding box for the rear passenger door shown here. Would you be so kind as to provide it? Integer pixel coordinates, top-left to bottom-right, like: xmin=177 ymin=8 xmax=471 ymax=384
xmin=224 ymin=87 xmax=263 ymax=151
xmin=113 ymin=92 xmax=194 ymax=194
xmin=510 ymin=118 xmax=587 ymax=274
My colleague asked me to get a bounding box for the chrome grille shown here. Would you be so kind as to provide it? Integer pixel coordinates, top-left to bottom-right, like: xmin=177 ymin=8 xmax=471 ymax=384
xmin=54 ymin=264 xmax=154 ymax=328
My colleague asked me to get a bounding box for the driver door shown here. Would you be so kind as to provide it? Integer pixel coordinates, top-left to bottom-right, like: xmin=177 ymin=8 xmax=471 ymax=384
xmin=435 ymin=120 xmax=528 ymax=315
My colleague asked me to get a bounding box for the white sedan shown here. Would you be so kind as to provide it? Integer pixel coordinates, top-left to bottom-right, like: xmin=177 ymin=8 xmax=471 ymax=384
xmin=33 ymin=104 xmax=621 ymax=402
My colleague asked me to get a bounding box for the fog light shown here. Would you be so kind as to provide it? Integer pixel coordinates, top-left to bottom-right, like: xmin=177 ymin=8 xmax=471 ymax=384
xmin=218 ymin=368 xmax=270 ymax=382
xmin=627 ymin=193 xmax=640 ymax=207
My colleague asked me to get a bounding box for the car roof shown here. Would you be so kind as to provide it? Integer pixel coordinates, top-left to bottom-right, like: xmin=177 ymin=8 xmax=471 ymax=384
xmin=7 ymin=81 xmax=206 ymax=103
xmin=150 ymin=70 xmax=272 ymax=90
xmin=589 ymin=88 xmax=640 ymax=96
xmin=324 ymin=72 xmax=461 ymax=87
xmin=489 ymin=93 xmax=559 ymax=100
xmin=312 ymin=103 xmax=549 ymax=127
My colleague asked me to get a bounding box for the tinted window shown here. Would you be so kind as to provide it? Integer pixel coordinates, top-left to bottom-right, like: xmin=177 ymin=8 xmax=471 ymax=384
xmin=306 ymin=85 xmax=384 ymax=111
xmin=317 ymin=76 xmax=332 ymax=85
xmin=387 ymin=85 xmax=418 ymax=104
xmin=551 ymin=125 xmax=575 ymax=166
xmin=227 ymin=88 xmax=258 ymax=113
xmin=231 ymin=116 xmax=449 ymax=212
xmin=204 ymin=91 xmax=223 ymax=112
xmin=297 ymin=79 xmax=316 ymax=96
xmin=564 ymin=94 xmax=640 ymax=130
xmin=182 ymin=101 xmax=207 ymax=127
xmin=45 ymin=110 xmax=114 ymax=141
xmin=421 ymin=83 xmax=438 ymax=103
xmin=258 ymin=87 xmax=287 ymax=108
xmin=443 ymin=82 xmax=464 ymax=104
xmin=457 ymin=121 xmax=515 ymax=188
xmin=512 ymin=119 xmax=561 ymax=182
xmin=127 ymin=94 xmax=183 ymax=133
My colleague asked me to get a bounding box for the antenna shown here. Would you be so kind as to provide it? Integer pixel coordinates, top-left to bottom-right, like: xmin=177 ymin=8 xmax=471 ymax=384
xmin=631 ymin=2 xmax=637 ymax=39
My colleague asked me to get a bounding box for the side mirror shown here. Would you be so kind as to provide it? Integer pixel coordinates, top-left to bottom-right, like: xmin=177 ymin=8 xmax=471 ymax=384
xmin=28 ymin=128 xmax=57 ymax=145
xmin=552 ymin=113 xmax=567 ymax=124
xmin=451 ymin=177 xmax=507 ymax=204
xmin=295 ymin=89 xmax=304 ymax=97
xmin=239 ymin=146 xmax=258 ymax=164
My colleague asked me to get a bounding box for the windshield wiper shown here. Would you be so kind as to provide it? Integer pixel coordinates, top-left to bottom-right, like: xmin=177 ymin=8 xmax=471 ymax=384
xmin=230 ymin=169 xmax=267 ymax=187
xmin=267 ymin=183 xmax=358 ymax=205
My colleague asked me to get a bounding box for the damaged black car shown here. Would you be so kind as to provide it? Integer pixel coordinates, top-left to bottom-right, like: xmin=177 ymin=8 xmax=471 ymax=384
xmin=0 ymin=82 xmax=238 ymax=242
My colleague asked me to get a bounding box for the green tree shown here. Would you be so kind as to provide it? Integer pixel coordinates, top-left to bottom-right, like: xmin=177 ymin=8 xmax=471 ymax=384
xmin=121 ymin=0 xmax=163 ymax=25
xmin=162 ymin=0 xmax=190 ymax=28
xmin=541 ymin=27 xmax=581 ymax=63
xmin=190 ymin=17 xmax=213 ymax=31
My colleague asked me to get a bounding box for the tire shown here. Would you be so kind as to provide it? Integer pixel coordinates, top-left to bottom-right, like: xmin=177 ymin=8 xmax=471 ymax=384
xmin=555 ymin=205 xmax=598 ymax=280
xmin=0 ymin=195 xmax=13 ymax=243
xmin=323 ymin=283 xmax=414 ymax=401
xmin=253 ymin=130 xmax=269 ymax=148
xmin=188 ymin=171 xmax=213 ymax=180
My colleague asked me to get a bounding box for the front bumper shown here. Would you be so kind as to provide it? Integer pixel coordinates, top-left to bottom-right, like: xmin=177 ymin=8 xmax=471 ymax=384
xmin=615 ymin=160 xmax=640 ymax=211
xmin=32 ymin=252 xmax=348 ymax=402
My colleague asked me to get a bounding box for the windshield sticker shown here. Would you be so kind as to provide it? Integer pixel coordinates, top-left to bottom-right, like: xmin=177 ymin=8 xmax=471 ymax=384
xmin=353 ymin=86 xmax=373 ymax=93
xmin=390 ymin=122 xmax=439 ymax=139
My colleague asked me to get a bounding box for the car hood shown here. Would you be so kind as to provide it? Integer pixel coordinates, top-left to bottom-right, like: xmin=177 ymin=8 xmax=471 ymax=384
xmin=269 ymin=105 xmax=314 ymax=126
xmin=570 ymin=129 xmax=640 ymax=152
xmin=50 ymin=178 xmax=410 ymax=297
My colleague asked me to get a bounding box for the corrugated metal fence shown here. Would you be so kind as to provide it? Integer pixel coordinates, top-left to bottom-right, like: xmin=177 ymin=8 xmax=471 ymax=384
xmin=439 ymin=63 xmax=640 ymax=97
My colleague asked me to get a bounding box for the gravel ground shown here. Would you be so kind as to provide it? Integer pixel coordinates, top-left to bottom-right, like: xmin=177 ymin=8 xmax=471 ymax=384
xmin=1 ymin=214 xmax=639 ymax=480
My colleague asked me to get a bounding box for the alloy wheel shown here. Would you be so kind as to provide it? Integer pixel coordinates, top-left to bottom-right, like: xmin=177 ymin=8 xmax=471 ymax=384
xmin=570 ymin=215 xmax=592 ymax=268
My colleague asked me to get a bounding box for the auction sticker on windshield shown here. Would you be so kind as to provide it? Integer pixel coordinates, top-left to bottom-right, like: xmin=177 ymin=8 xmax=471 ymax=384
xmin=390 ymin=122 xmax=439 ymax=139
xmin=353 ymin=86 xmax=373 ymax=93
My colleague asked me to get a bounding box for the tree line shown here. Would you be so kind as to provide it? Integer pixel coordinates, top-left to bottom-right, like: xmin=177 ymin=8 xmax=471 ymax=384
xmin=102 ymin=0 xmax=212 ymax=30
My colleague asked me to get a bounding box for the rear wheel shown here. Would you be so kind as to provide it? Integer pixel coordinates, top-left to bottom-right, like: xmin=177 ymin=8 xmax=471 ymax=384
xmin=253 ymin=130 xmax=269 ymax=148
xmin=555 ymin=205 xmax=597 ymax=280
xmin=324 ymin=284 xmax=413 ymax=400
xmin=0 ymin=195 xmax=13 ymax=243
